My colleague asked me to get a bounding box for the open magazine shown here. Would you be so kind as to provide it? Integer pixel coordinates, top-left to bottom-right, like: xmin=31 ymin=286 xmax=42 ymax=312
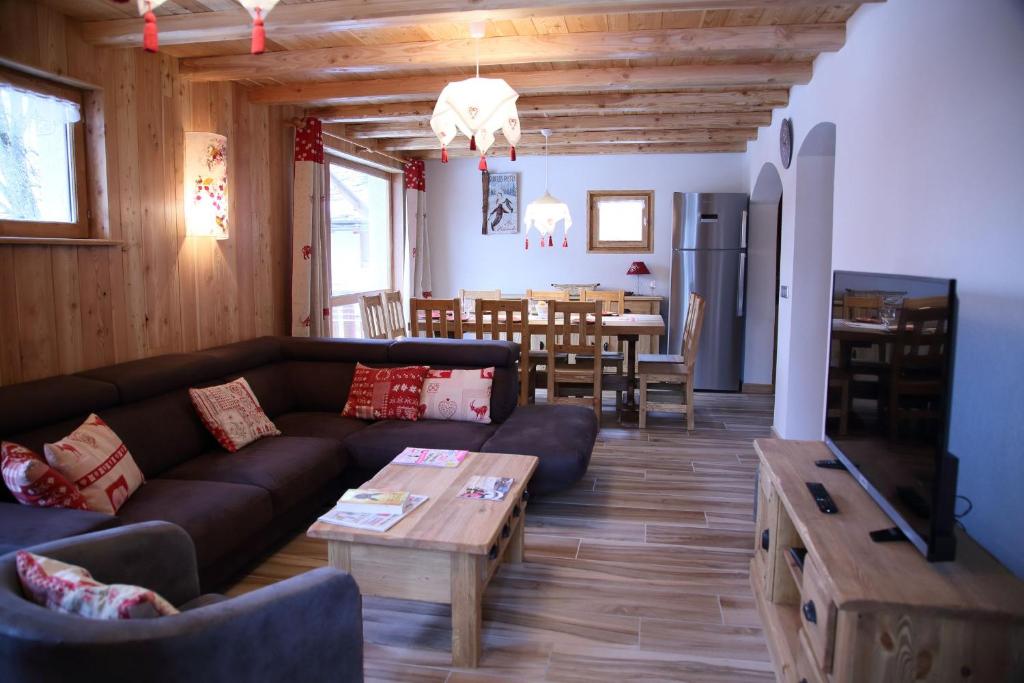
xmin=392 ymin=447 xmax=469 ymax=468
xmin=318 ymin=494 xmax=428 ymax=532
xmin=458 ymin=476 xmax=514 ymax=501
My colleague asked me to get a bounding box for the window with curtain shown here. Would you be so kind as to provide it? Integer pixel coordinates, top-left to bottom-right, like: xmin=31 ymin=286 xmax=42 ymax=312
xmin=326 ymin=155 xmax=393 ymax=337
xmin=0 ymin=67 xmax=88 ymax=239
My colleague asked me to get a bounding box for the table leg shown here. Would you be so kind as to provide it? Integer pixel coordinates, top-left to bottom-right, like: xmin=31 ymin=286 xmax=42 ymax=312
xmin=327 ymin=542 xmax=351 ymax=572
xmin=451 ymin=553 xmax=484 ymax=667
xmin=506 ymin=514 xmax=525 ymax=564
xmin=624 ymin=334 xmax=639 ymax=409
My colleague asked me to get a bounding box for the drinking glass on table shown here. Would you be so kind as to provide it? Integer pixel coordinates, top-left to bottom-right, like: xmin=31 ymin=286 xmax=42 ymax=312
xmin=880 ymin=295 xmax=902 ymax=328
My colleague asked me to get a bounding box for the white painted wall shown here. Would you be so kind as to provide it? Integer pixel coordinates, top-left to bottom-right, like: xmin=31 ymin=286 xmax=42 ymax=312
xmin=744 ymin=0 xmax=1024 ymax=575
xmin=424 ymin=152 xmax=746 ymax=309
xmin=745 ymin=164 xmax=783 ymax=387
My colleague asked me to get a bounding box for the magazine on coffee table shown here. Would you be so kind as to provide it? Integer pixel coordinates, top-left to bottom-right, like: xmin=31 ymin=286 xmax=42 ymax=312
xmin=318 ymin=494 xmax=428 ymax=532
xmin=392 ymin=447 xmax=469 ymax=468
xmin=457 ymin=476 xmax=514 ymax=501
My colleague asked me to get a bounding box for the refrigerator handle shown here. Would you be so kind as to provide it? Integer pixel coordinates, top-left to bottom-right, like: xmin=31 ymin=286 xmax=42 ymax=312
xmin=736 ymin=253 xmax=746 ymax=316
xmin=740 ymin=210 xmax=748 ymax=248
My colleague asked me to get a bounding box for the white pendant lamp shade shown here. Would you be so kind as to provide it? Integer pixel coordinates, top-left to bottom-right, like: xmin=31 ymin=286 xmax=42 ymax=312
xmin=236 ymin=0 xmax=281 ymax=54
xmin=430 ymin=22 xmax=521 ymax=170
xmin=524 ymin=129 xmax=571 ymax=250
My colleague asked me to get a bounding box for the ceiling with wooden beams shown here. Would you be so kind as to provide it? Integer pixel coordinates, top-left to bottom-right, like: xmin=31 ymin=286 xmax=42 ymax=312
xmin=45 ymin=0 xmax=878 ymax=159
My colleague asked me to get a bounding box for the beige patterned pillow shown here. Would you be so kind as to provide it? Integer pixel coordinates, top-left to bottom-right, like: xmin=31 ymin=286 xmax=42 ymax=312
xmin=189 ymin=377 xmax=281 ymax=452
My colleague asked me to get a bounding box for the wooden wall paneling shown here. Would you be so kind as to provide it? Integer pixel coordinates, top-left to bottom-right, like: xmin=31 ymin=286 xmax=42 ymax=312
xmin=212 ymin=81 xmax=241 ymax=348
xmin=50 ymin=247 xmax=84 ymax=375
xmin=170 ymin=58 xmax=201 ymax=353
xmin=233 ymin=82 xmax=258 ymax=341
xmin=13 ymin=247 xmax=60 ymax=381
xmin=0 ymin=247 xmax=22 ymax=386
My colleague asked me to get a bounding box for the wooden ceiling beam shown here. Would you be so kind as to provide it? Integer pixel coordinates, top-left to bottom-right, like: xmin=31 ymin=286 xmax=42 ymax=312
xmin=81 ymin=1 xmax=876 ymax=48
xmin=180 ymin=25 xmax=843 ymax=82
xmin=309 ymin=90 xmax=790 ymax=122
xmin=249 ymin=63 xmax=811 ymax=106
xmin=381 ymin=128 xmax=757 ymax=151
xmin=349 ymin=112 xmax=770 ymax=138
xmin=405 ymin=142 xmax=749 ymax=158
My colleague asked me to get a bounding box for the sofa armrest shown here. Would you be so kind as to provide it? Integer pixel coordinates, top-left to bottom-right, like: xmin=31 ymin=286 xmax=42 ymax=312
xmin=20 ymin=521 xmax=200 ymax=607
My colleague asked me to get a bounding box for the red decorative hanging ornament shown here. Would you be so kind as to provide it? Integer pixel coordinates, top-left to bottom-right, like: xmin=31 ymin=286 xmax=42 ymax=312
xmin=138 ymin=0 xmax=165 ymax=53
xmin=562 ymin=234 xmax=568 ymax=248
xmin=440 ymin=146 xmax=448 ymax=164
xmin=469 ymin=135 xmax=477 ymax=152
xmin=510 ymin=146 xmax=516 ymax=161
xmin=524 ymin=237 xmax=529 ymax=250
xmin=478 ymin=155 xmax=488 ymax=172
xmin=251 ymin=7 xmax=266 ymax=55
xmin=548 ymin=235 xmax=554 ymax=247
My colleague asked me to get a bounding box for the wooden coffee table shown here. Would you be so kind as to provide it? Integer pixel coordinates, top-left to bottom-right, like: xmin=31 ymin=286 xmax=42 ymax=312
xmin=307 ymin=451 xmax=538 ymax=668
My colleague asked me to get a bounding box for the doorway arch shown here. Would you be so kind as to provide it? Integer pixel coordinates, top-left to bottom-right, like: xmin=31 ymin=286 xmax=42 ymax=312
xmin=746 ymin=163 xmax=784 ymax=392
xmin=781 ymin=122 xmax=837 ymax=438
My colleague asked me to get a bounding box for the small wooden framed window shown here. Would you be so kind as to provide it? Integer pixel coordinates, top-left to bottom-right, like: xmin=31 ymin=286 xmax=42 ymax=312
xmin=587 ymin=190 xmax=654 ymax=253
xmin=0 ymin=61 xmax=108 ymax=242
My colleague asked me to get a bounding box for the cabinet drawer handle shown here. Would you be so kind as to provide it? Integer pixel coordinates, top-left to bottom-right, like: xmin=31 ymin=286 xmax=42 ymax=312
xmin=802 ymin=600 xmax=817 ymax=624
xmin=512 ymin=505 xmax=521 ymax=518
xmin=760 ymin=529 xmax=770 ymax=551
xmin=502 ymin=523 xmax=511 ymax=538
xmin=489 ymin=544 xmax=498 ymax=560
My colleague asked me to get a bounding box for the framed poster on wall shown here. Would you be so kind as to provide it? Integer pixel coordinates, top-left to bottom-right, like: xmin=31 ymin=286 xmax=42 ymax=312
xmin=482 ymin=171 xmax=519 ymax=235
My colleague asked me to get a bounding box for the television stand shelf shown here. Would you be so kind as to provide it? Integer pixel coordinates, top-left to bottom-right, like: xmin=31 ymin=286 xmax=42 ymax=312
xmin=751 ymin=439 xmax=1024 ymax=682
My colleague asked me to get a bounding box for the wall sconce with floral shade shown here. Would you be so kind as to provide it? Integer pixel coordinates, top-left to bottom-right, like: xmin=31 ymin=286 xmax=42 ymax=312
xmin=184 ymin=132 xmax=229 ymax=240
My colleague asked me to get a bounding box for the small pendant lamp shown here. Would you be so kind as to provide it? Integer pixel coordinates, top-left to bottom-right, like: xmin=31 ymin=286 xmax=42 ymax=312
xmin=236 ymin=0 xmax=281 ymax=54
xmin=523 ymin=129 xmax=572 ymax=251
xmin=430 ymin=22 xmax=522 ymax=171
xmin=136 ymin=0 xmax=170 ymax=53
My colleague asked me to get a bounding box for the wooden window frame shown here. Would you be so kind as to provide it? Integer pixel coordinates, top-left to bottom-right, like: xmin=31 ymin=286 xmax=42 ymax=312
xmin=324 ymin=152 xmax=394 ymax=312
xmin=587 ymin=190 xmax=655 ymax=254
xmin=0 ymin=60 xmax=110 ymax=243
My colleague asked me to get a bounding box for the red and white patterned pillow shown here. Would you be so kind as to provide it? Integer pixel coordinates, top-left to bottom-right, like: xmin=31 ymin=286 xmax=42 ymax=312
xmin=189 ymin=377 xmax=281 ymax=453
xmin=43 ymin=415 xmax=145 ymax=515
xmin=16 ymin=551 xmax=178 ymax=620
xmin=342 ymin=364 xmax=430 ymax=421
xmin=420 ymin=368 xmax=495 ymax=423
xmin=1 ymin=442 xmax=89 ymax=510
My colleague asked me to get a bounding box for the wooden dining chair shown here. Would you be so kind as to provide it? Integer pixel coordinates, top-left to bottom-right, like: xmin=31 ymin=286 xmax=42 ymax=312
xmin=382 ymin=290 xmax=406 ymax=339
xmin=359 ymin=293 xmax=389 ymax=340
xmin=887 ymin=301 xmax=950 ymax=438
xmin=475 ymin=298 xmax=530 ymax=406
xmin=409 ymin=298 xmax=463 ymax=338
xmin=638 ymin=292 xmax=706 ymax=430
xmin=525 ymin=289 xmax=569 ymax=304
xmin=842 ymin=293 xmax=883 ymax=320
xmin=460 ymin=289 xmax=501 ymax=314
xmin=524 ymin=289 xmax=571 ymax=401
xmin=579 ymin=289 xmax=627 ymax=412
xmin=547 ymin=300 xmax=604 ymax=420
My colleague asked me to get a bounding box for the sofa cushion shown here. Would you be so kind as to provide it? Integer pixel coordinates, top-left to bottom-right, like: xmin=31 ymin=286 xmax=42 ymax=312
xmin=481 ymin=404 xmax=597 ymax=496
xmin=160 ymin=436 xmax=345 ymax=513
xmin=280 ymin=337 xmax=392 ymax=363
xmin=1 ymin=442 xmax=88 ymax=510
xmin=116 ymin=479 xmax=273 ymax=571
xmin=222 ymin=363 xmax=292 ymax=418
xmin=343 ymin=419 xmax=498 ymax=472
xmin=0 ymin=376 xmax=118 ymax=437
xmin=44 ymin=415 xmax=145 ymax=515
xmin=179 ymin=592 xmax=230 ymax=611
xmin=275 ymin=412 xmax=369 ymax=442
xmin=197 ymin=337 xmax=283 ymax=376
xmin=77 ymin=354 xmax=222 ymax=403
xmin=95 ymin=389 xmax=218 ymax=480
xmin=286 ymin=361 xmax=358 ymax=412
xmin=0 ymin=502 xmax=122 ymax=556
xmin=190 ymin=378 xmax=282 ymax=453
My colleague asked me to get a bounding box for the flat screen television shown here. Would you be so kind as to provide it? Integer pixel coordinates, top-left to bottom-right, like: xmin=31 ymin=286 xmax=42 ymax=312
xmin=824 ymin=271 xmax=959 ymax=561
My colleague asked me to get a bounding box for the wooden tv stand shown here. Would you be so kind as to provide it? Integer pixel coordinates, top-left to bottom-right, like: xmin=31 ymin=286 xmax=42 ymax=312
xmin=751 ymin=439 xmax=1024 ymax=682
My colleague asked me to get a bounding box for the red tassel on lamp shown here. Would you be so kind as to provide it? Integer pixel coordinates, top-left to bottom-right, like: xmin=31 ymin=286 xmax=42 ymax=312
xmin=548 ymin=235 xmax=554 ymax=247
xmin=510 ymin=146 xmax=516 ymax=161
xmin=562 ymin=235 xmax=568 ymax=248
xmin=441 ymin=146 xmax=448 ymax=164
xmin=478 ymin=156 xmax=487 ymax=171
xmin=251 ymin=8 xmax=266 ymax=55
xmin=469 ymin=135 xmax=477 ymax=151
xmin=143 ymin=6 xmax=158 ymax=53
xmin=524 ymin=237 xmax=529 ymax=250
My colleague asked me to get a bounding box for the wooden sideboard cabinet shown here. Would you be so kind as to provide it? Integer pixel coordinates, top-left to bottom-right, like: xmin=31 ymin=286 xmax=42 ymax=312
xmin=622 ymin=295 xmax=662 ymax=354
xmin=752 ymin=439 xmax=1024 ymax=683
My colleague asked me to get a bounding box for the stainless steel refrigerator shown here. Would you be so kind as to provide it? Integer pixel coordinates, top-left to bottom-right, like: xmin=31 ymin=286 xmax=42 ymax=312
xmin=669 ymin=192 xmax=749 ymax=391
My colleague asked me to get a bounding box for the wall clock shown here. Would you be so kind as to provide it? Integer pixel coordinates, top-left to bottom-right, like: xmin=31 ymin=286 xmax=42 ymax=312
xmin=780 ymin=118 xmax=793 ymax=169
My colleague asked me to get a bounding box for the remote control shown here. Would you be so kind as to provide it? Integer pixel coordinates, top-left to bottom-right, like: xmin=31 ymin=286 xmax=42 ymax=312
xmin=814 ymin=458 xmax=847 ymax=470
xmin=806 ymin=482 xmax=839 ymax=514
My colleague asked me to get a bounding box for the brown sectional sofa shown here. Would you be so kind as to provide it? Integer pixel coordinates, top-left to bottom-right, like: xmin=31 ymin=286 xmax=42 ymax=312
xmin=0 ymin=336 xmax=598 ymax=589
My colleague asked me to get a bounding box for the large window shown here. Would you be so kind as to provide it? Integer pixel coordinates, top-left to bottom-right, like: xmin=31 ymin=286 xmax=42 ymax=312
xmin=587 ymin=190 xmax=654 ymax=253
xmin=0 ymin=66 xmax=90 ymax=239
xmin=326 ymin=156 xmax=392 ymax=337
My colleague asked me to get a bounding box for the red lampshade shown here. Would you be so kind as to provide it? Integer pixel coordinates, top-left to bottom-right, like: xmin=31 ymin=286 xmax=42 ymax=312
xmin=626 ymin=261 xmax=650 ymax=276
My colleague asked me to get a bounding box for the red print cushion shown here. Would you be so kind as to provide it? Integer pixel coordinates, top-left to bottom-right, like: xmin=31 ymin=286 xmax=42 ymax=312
xmin=342 ymin=364 xmax=430 ymax=421
xmin=420 ymin=368 xmax=495 ymax=423
xmin=189 ymin=378 xmax=282 ymax=453
xmin=43 ymin=415 xmax=145 ymax=515
xmin=1 ymin=442 xmax=88 ymax=510
xmin=17 ymin=551 xmax=178 ymax=620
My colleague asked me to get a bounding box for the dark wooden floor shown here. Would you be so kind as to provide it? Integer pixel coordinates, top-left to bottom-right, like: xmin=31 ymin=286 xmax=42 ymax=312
xmin=229 ymin=392 xmax=775 ymax=682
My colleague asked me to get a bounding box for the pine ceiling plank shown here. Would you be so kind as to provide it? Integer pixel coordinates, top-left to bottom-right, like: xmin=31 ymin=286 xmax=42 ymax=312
xmin=405 ymin=141 xmax=749 ymax=157
xmin=248 ymin=62 xmax=811 ymax=106
xmin=179 ymin=25 xmax=844 ymax=81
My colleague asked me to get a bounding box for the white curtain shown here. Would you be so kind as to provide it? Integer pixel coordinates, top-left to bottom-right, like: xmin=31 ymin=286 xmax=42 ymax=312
xmin=290 ymin=117 xmax=332 ymax=337
xmin=404 ymin=159 xmax=432 ymax=298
